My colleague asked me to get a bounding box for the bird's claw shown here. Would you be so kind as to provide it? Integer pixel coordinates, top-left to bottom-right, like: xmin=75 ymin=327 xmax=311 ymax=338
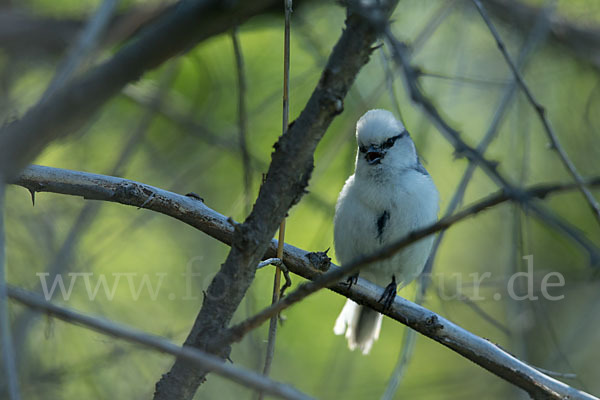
xmin=344 ymin=273 xmax=359 ymax=290
xmin=378 ymin=275 xmax=397 ymax=311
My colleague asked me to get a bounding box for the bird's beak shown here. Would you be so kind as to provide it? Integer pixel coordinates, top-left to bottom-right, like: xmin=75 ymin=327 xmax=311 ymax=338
xmin=365 ymin=146 xmax=383 ymax=165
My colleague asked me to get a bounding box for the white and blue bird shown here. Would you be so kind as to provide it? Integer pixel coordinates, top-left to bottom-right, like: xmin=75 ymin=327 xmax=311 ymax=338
xmin=333 ymin=109 xmax=439 ymax=354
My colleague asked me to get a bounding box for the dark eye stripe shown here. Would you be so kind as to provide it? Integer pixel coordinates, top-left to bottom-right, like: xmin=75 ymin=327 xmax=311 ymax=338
xmin=358 ymin=130 xmax=407 ymax=152
xmin=382 ymin=131 xmax=406 ymax=149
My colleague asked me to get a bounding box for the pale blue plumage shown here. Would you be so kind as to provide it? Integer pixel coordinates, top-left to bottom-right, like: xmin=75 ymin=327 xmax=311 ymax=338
xmin=333 ymin=109 xmax=439 ymax=354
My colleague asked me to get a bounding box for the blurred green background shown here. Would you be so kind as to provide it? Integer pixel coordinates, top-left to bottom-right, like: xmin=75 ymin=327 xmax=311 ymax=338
xmin=2 ymin=0 xmax=600 ymax=399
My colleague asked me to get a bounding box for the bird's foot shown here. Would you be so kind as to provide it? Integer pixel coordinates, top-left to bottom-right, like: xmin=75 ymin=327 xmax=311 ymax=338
xmin=378 ymin=275 xmax=397 ymax=311
xmin=344 ymin=273 xmax=359 ymax=290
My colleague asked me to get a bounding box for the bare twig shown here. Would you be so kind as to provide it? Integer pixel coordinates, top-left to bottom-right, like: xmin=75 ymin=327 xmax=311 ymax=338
xmin=10 ymin=63 xmax=180 ymax=357
xmin=257 ymin=259 xmax=292 ymax=305
xmin=384 ymin=28 xmax=600 ymax=266
xmin=422 ymin=1 xmax=553 ymax=292
xmin=484 ymin=0 xmax=600 ymax=71
xmin=5 ymin=286 xmax=312 ymax=400
xmin=11 ymin=165 xmax=600 ymax=400
xmin=222 ymin=177 xmax=600 ymax=347
xmin=0 ymin=0 xmax=279 ymax=181
xmin=472 ymin=0 xmax=600 ymax=225
xmin=231 ymin=27 xmax=252 ymax=217
xmin=42 ymin=0 xmax=118 ymax=100
xmin=123 ymin=87 xmax=335 ymax=215
xmin=258 ymin=3 xmax=292 ymax=396
xmin=153 ymin=3 xmax=400 ymax=398
xmin=379 ymin=48 xmax=403 ymax=122
xmin=0 ymin=182 xmax=20 ymax=399
xmin=380 ymin=286 xmax=421 ymax=400
xmin=410 ymin=0 xmax=457 ymax=56
xmin=533 ymin=367 xmax=577 ymax=380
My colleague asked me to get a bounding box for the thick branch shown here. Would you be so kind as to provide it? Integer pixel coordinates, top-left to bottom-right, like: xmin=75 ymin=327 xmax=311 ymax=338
xmin=11 ymin=164 xmax=600 ymax=400
xmin=0 ymin=5 xmax=168 ymax=57
xmin=5 ymin=286 xmax=312 ymax=400
xmin=0 ymin=0 xmax=278 ymax=181
xmin=152 ymin=4 xmax=398 ymax=400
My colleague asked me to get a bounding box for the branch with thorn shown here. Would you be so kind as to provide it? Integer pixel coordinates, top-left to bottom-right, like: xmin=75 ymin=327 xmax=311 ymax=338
xmin=11 ymin=164 xmax=600 ymax=400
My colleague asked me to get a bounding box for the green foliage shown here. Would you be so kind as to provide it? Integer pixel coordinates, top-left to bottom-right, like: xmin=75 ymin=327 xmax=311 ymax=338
xmin=3 ymin=1 xmax=600 ymax=399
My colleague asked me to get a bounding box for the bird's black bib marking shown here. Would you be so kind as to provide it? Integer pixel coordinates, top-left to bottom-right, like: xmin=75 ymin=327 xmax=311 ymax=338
xmin=377 ymin=210 xmax=390 ymax=241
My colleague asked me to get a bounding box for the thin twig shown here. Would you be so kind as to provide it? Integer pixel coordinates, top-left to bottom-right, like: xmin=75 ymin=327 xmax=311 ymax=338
xmin=10 ymin=63 xmax=180 ymax=356
xmin=0 ymin=0 xmax=278 ymax=180
xmin=0 ymin=182 xmax=20 ymax=400
xmin=258 ymin=3 xmax=292 ymax=396
xmin=380 ymin=286 xmax=421 ymax=400
xmin=5 ymin=286 xmax=312 ymax=400
xmin=421 ymin=1 xmax=553 ymax=293
xmin=123 ymin=87 xmax=335 ymax=215
xmin=384 ymin=28 xmax=600 ymax=266
xmin=10 ymin=165 xmax=600 ymax=400
xmin=42 ymin=0 xmax=118 ymax=100
xmin=379 ymin=47 xmax=403 ymax=122
xmin=472 ymin=0 xmax=600 ymax=226
xmin=222 ymin=177 xmax=600 ymax=346
xmin=231 ymin=27 xmax=253 ymax=217
xmin=257 ymin=258 xmax=292 ymax=298
xmin=410 ymin=0 xmax=457 ymax=56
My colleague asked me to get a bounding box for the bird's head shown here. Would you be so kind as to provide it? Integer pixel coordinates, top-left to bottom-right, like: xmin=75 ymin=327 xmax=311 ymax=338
xmin=354 ymin=109 xmax=417 ymax=176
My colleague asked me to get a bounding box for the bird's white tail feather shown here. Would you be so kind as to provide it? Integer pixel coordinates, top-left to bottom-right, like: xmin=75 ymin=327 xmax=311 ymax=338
xmin=333 ymin=299 xmax=383 ymax=355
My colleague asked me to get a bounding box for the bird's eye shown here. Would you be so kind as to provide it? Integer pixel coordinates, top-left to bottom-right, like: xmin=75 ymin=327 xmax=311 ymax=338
xmin=383 ymin=137 xmax=395 ymax=149
xmin=359 ymin=145 xmax=367 ymax=153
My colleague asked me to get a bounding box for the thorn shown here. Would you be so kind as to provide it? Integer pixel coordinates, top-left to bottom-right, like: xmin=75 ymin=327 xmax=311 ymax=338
xmin=28 ymin=189 xmax=36 ymax=206
xmin=185 ymin=192 xmax=204 ymax=202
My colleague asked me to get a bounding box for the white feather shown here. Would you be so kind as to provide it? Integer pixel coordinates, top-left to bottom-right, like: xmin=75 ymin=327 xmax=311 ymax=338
xmin=333 ymin=109 xmax=439 ymax=354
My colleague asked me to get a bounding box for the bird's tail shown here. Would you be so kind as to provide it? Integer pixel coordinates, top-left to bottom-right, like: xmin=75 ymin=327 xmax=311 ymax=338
xmin=333 ymin=299 xmax=383 ymax=355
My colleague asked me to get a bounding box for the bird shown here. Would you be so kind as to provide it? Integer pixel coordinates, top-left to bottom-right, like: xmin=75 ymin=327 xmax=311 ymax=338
xmin=333 ymin=109 xmax=439 ymax=355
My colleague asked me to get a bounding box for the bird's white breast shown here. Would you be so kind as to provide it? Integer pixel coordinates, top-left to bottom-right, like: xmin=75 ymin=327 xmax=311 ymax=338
xmin=333 ymin=169 xmax=439 ymax=287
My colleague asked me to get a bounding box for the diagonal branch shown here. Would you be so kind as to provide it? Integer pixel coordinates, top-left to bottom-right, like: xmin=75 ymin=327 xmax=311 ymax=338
xmin=42 ymin=0 xmax=118 ymax=99
xmin=472 ymin=0 xmax=600 ymax=226
xmin=5 ymin=286 xmax=312 ymax=400
xmin=384 ymin=28 xmax=600 ymax=266
xmin=153 ymin=3 xmax=399 ymax=398
xmin=484 ymin=0 xmax=600 ymax=71
xmin=0 ymin=0 xmax=279 ymax=181
xmin=11 ymin=164 xmax=600 ymax=400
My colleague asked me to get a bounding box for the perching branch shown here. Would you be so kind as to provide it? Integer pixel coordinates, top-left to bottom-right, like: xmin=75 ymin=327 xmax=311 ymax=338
xmin=5 ymin=286 xmax=312 ymax=400
xmin=0 ymin=0 xmax=278 ymax=181
xmin=153 ymin=2 xmax=399 ymax=399
xmin=11 ymin=164 xmax=600 ymax=400
xmin=472 ymin=0 xmax=600 ymax=226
